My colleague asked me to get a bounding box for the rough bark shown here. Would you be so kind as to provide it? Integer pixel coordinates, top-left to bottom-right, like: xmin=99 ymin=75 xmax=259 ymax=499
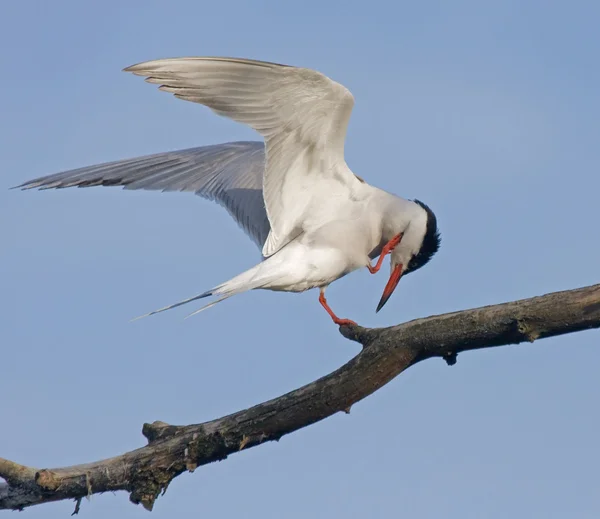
xmin=1 ymin=284 xmax=598 ymax=513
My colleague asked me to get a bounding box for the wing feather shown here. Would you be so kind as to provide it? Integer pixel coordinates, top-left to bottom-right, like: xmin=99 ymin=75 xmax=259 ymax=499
xmin=124 ymin=57 xmax=362 ymax=256
xmin=15 ymin=141 xmax=270 ymax=248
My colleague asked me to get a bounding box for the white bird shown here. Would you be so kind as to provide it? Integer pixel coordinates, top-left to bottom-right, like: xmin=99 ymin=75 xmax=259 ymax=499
xmin=16 ymin=56 xmax=440 ymax=326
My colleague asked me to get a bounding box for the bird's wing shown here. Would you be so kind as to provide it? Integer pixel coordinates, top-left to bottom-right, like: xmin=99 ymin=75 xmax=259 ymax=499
xmin=125 ymin=57 xmax=362 ymax=257
xmin=15 ymin=141 xmax=271 ymax=248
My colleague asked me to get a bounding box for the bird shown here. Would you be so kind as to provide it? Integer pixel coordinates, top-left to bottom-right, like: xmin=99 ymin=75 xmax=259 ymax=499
xmin=15 ymin=56 xmax=441 ymax=326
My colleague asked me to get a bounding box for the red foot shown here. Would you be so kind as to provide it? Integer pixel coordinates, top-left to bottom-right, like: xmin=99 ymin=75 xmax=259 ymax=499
xmin=333 ymin=318 xmax=358 ymax=326
xmin=367 ymin=233 xmax=404 ymax=274
xmin=319 ymin=291 xmax=357 ymax=326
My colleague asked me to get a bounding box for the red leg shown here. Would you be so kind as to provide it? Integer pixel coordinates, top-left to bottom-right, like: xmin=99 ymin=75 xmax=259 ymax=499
xmin=319 ymin=290 xmax=357 ymax=326
xmin=367 ymin=233 xmax=404 ymax=274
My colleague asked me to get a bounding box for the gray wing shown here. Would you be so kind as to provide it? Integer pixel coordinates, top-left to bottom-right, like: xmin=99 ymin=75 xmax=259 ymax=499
xmin=15 ymin=140 xmax=271 ymax=248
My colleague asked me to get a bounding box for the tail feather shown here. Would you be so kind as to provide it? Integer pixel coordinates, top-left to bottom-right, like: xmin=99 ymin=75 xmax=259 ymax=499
xmin=130 ymin=290 xmax=213 ymax=321
xmin=131 ymin=258 xmax=286 ymax=321
xmin=184 ymin=295 xmax=232 ymax=319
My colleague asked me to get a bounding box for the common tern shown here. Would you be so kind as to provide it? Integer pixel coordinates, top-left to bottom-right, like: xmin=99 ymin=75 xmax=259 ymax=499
xmin=16 ymin=56 xmax=441 ymax=326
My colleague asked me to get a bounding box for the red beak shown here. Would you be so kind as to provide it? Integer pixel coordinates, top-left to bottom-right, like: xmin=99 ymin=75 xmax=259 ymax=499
xmin=376 ymin=263 xmax=403 ymax=313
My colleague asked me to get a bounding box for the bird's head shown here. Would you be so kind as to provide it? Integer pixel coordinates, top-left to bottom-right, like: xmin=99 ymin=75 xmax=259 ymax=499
xmin=376 ymin=199 xmax=441 ymax=312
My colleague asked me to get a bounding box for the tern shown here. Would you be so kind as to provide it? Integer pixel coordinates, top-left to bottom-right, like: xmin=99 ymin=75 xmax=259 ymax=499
xmin=16 ymin=56 xmax=441 ymax=326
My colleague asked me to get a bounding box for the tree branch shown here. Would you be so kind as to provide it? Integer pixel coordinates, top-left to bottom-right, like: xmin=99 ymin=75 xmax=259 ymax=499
xmin=2 ymin=284 xmax=598 ymax=512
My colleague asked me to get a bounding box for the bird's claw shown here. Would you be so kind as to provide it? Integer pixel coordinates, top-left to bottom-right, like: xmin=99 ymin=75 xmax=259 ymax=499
xmin=335 ymin=318 xmax=358 ymax=327
xmin=367 ymin=233 xmax=404 ymax=274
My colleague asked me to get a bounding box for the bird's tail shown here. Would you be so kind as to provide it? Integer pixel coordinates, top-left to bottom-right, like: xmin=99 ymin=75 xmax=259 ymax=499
xmin=131 ymin=260 xmax=284 ymax=321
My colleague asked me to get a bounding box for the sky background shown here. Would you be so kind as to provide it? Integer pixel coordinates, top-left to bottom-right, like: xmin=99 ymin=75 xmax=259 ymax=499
xmin=1 ymin=1 xmax=599 ymax=517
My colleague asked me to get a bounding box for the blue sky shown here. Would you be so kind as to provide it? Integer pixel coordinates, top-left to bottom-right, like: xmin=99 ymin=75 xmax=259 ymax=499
xmin=1 ymin=1 xmax=599 ymax=517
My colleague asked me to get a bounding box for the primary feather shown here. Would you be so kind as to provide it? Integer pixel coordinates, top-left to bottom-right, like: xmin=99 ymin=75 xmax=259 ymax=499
xmin=16 ymin=141 xmax=270 ymax=248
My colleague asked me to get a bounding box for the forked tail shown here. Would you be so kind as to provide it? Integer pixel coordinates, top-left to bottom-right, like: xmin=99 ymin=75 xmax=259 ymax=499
xmin=131 ymin=260 xmax=283 ymax=321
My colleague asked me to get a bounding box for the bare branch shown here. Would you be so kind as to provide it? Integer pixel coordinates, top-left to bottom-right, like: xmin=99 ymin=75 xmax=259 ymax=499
xmin=1 ymin=284 xmax=598 ymax=512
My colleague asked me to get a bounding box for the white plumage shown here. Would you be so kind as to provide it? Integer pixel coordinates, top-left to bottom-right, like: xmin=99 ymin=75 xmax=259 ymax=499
xmin=17 ymin=56 xmax=441 ymax=325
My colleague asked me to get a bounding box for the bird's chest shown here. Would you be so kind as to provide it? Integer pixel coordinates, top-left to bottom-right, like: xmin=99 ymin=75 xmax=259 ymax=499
xmin=306 ymin=199 xmax=381 ymax=248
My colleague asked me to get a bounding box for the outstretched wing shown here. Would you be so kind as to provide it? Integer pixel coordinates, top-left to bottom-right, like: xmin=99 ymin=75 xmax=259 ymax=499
xmin=125 ymin=57 xmax=362 ymax=257
xmin=15 ymin=141 xmax=271 ymax=248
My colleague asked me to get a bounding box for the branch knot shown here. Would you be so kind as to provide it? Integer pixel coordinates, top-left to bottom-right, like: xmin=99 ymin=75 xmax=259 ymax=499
xmin=142 ymin=421 xmax=181 ymax=443
xmin=35 ymin=469 xmax=61 ymax=491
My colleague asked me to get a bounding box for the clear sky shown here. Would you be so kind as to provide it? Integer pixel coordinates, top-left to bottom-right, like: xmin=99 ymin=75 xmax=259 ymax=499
xmin=1 ymin=1 xmax=599 ymax=517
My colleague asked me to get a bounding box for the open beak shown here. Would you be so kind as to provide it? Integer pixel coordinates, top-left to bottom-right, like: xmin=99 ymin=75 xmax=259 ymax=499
xmin=376 ymin=263 xmax=403 ymax=313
